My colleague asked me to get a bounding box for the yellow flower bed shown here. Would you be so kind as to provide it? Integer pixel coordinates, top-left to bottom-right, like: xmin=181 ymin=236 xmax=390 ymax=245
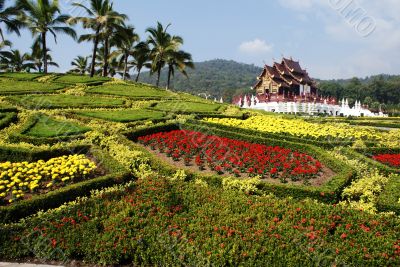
xmin=204 ymin=115 xmax=384 ymax=141
xmin=0 ymin=155 xmax=97 ymax=204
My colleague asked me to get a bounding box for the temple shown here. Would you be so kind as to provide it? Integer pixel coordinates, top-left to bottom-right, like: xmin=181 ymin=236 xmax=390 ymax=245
xmin=252 ymin=57 xmax=330 ymax=103
xmin=233 ymin=57 xmax=385 ymax=117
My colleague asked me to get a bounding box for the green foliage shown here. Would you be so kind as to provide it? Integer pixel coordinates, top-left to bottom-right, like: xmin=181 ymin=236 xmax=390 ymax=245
xmin=87 ymin=83 xmax=177 ymax=99
xmin=0 ymin=112 xmax=17 ymax=130
xmin=76 ymin=109 xmax=165 ymax=123
xmin=1 ymin=177 xmax=399 ymax=266
xmin=0 ymin=72 xmax=45 ymax=81
xmin=54 ymin=74 xmax=110 ymax=85
xmin=152 ymin=101 xmax=223 ymax=114
xmin=6 ymin=94 xmax=127 ymax=109
xmin=0 ymin=79 xmax=65 ymax=95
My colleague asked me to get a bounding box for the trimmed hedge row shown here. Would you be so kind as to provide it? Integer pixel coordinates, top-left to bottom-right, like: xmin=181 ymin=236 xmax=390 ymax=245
xmin=193 ymin=119 xmax=356 ymax=148
xmin=0 ymin=145 xmax=131 ymax=224
xmin=125 ymin=121 xmax=355 ymax=203
xmin=0 ymin=112 xmax=17 ymax=130
xmin=8 ymin=113 xmax=89 ymax=146
xmin=376 ymin=174 xmax=400 ymax=214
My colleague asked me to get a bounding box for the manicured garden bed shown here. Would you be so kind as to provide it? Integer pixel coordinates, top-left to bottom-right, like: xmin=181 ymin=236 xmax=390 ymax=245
xmin=1 ymin=177 xmax=399 ymax=266
xmin=152 ymin=101 xmax=223 ymax=114
xmin=0 ymin=72 xmax=46 ymax=81
xmin=54 ymin=74 xmax=110 ymax=85
xmin=75 ymin=109 xmax=165 ymax=123
xmin=0 ymin=145 xmax=130 ymax=224
xmin=6 ymin=94 xmax=127 ymax=109
xmin=0 ymin=79 xmax=65 ymax=95
xmin=87 ymin=83 xmax=177 ymax=99
xmin=0 ymin=112 xmax=17 ymax=130
xmin=9 ymin=114 xmax=90 ymax=145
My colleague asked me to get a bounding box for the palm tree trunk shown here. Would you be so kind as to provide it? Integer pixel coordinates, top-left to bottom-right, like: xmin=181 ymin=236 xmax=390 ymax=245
xmin=123 ymin=53 xmax=128 ymax=80
xmin=42 ymin=32 xmax=48 ymax=74
xmin=103 ymin=38 xmax=109 ymax=77
xmin=90 ymin=27 xmax=101 ymax=78
xmin=167 ymin=66 xmax=172 ymax=90
xmin=156 ymin=68 xmax=161 ymax=87
xmin=135 ymin=67 xmax=142 ymax=82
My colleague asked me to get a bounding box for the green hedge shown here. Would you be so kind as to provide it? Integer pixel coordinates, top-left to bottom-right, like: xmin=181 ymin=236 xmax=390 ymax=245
xmin=376 ymin=174 xmax=400 ymax=214
xmin=0 ymin=112 xmax=17 ymax=130
xmin=0 ymin=145 xmax=131 ymax=224
xmin=124 ymin=122 xmax=355 ymax=203
xmin=8 ymin=113 xmax=89 ymax=146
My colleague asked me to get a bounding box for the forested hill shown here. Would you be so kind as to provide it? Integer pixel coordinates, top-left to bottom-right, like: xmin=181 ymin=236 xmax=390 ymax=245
xmin=138 ymin=59 xmax=262 ymax=101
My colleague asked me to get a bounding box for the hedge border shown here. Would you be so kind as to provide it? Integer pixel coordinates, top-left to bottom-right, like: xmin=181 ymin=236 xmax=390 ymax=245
xmin=0 ymin=145 xmax=131 ymax=224
xmin=8 ymin=113 xmax=90 ymax=146
xmin=0 ymin=112 xmax=17 ymax=130
xmin=124 ymin=122 xmax=355 ymax=203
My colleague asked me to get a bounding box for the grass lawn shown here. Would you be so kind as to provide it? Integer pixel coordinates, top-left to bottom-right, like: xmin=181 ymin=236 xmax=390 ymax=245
xmin=76 ymin=109 xmax=165 ymax=122
xmin=87 ymin=83 xmax=176 ymax=99
xmin=0 ymin=72 xmax=46 ymax=81
xmin=0 ymin=79 xmax=65 ymax=95
xmin=153 ymin=101 xmax=223 ymax=113
xmin=23 ymin=114 xmax=90 ymax=137
xmin=6 ymin=94 xmax=126 ymax=109
xmin=54 ymin=74 xmax=111 ymax=84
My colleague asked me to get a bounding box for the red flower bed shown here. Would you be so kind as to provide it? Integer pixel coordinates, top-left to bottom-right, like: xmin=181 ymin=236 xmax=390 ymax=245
xmin=138 ymin=130 xmax=323 ymax=183
xmin=372 ymin=154 xmax=400 ymax=168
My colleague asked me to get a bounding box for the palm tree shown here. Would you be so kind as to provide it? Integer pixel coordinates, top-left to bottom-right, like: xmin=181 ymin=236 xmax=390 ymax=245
xmin=0 ymin=39 xmax=12 ymax=70
xmin=29 ymin=38 xmax=58 ymax=72
xmin=111 ymin=25 xmax=139 ymax=80
xmin=70 ymin=56 xmax=88 ymax=75
xmin=146 ymin=22 xmax=183 ymax=87
xmin=1 ymin=49 xmax=35 ymax=72
xmin=70 ymin=0 xmax=127 ymax=77
xmin=166 ymin=50 xmax=194 ymax=89
xmin=132 ymin=41 xmax=150 ymax=82
xmin=17 ymin=0 xmax=76 ymax=73
xmin=0 ymin=0 xmax=23 ymax=41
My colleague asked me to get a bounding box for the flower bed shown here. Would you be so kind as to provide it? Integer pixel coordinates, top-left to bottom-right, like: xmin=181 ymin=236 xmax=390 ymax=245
xmin=0 ymin=155 xmax=97 ymax=205
xmin=372 ymin=154 xmax=400 ymax=168
xmin=138 ymin=130 xmax=323 ymax=185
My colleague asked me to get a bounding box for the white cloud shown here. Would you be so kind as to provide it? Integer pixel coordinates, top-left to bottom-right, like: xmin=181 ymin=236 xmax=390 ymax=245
xmin=278 ymin=0 xmax=315 ymax=10
xmin=238 ymin=39 xmax=273 ymax=55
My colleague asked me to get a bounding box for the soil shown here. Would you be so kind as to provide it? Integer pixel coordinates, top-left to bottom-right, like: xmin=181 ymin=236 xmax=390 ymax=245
xmin=139 ymin=144 xmax=336 ymax=187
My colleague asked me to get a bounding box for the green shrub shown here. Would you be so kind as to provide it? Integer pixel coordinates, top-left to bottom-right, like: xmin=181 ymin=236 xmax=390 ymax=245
xmin=0 ymin=79 xmax=65 ymax=95
xmin=54 ymin=74 xmax=110 ymax=85
xmin=75 ymin=109 xmax=165 ymax=123
xmin=6 ymin=94 xmax=127 ymax=109
xmin=87 ymin=83 xmax=177 ymax=99
xmin=151 ymin=101 xmax=223 ymax=114
xmin=0 ymin=112 xmax=17 ymax=130
xmin=0 ymin=72 xmax=46 ymax=81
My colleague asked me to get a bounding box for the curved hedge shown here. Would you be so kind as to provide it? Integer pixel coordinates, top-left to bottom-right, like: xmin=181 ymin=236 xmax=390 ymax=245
xmin=0 ymin=112 xmax=17 ymax=130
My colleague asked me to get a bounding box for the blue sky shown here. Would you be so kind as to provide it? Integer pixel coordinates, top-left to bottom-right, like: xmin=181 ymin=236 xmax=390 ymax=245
xmin=5 ymin=0 xmax=400 ymax=79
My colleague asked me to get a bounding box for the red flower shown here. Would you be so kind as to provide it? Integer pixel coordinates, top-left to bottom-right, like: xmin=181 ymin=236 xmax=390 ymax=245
xmin=340 ymin=233 xmax=347 ymax=239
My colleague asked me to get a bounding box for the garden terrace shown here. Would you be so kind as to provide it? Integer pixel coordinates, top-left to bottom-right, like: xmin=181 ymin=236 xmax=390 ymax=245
xmin=53 ymin=74 xmax=111 ymax=85
xmin=6 ymin=94 xmax=127 ymax=109
xmin=0 ymin=79 xmax=66 ymax=95
xmin=0 ymin=145 xmax=130 ymax=224
xmin=74 ymin=109 xmax=165 ymax=123
xmin=151 ymin=101 xmax=224 ymax=114
xmin=86 ymin=83 xmax=178 ymax=99
xmin=0 ymin=112 xmax=17 ymax=130
xmin=1 ymin=177 xmax=399 ymax=266
xmin=9 ymin=114 xmax=91 ymax=145
xmin=0 ymin=73 xmax=46 ymax=81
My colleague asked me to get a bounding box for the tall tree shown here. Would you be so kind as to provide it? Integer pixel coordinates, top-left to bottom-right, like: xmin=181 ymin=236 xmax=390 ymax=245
xmin=132 ymin=41 xmax=150 ymax=82
xmin=166 ymin=50 xmax=194 ymax=89
xmin=70 ymin=0 xmax=127 ymax=77
xmin=70 ymin=56 xmax=88 ymax=75
xmin=146 ymin=22 xmax=183 ymax=87
xmin=111 ymin=25 xmax=139 ymax=80
xmin=0 ymin=0 xmax=22 ymax=41
xmin=17 ymin=0 xmax=76 ymax=73
xmin=29 ymin=38 xmax=58 ymax=72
